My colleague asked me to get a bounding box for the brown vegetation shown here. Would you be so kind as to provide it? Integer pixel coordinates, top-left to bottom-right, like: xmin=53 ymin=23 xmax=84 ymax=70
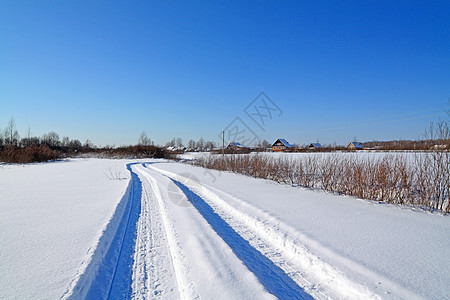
xmin=191 ymin=152 xmax=449 ymax=214
xmin=94 ymin=145 xmax=173 ymax=159
xmin=0 ymin=145 xmax=60 ymax=163
xmin=0 ymin=118 xmax=176 ymax=163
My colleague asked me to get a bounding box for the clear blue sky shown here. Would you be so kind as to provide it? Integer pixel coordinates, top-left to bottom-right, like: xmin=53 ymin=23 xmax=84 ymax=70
xmin=1 ymin=1 xmax=449 ymax=147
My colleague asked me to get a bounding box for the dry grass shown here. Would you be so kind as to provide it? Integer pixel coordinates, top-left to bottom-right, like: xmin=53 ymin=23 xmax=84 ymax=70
xmin=191 ymin=152 xmax=449 ymax=214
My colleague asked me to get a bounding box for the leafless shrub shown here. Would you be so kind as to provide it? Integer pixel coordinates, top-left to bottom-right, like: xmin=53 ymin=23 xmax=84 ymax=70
xmin=415 ymin=120 xmax=449 ymax=212
xmin=191 ymin=150 xmax=449 ymax=213
xmin=104 ymin=168 xmax=128 ymax=181
xmin=0 ymin=145 xmax=60 ymax=163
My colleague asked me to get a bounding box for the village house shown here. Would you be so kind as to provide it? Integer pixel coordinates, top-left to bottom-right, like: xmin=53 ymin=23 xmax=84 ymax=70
xmin=347 ymin=142 xmax=363 ymax=150
xmin=272 ymin=139 xmax=295 ymax=152
xmin=308 ymin=143 xmax=322 ymax=150
xmin=226 ymin=142 xmax=251 ymax=153
xmin=227 ymin=142 xmax=245 ymax=150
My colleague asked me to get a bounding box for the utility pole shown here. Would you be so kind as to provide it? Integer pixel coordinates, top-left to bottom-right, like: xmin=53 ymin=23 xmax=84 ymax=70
xmin=222 ymin=131 xmax=225 ymax=156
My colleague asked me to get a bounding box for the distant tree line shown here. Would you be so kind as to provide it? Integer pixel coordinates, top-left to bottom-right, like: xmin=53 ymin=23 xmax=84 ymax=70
xmin=0 ymin=119 xmax=172 ymax=163
xmin=0 ymin=118 xmax=94 ymax=152
xmin=164 ymin=136 xmax=217 ymax=152
xmin=2 ymin=101 xmax=447 ymax=162
xmin=361 ymin=139 xmax=441 ymax=151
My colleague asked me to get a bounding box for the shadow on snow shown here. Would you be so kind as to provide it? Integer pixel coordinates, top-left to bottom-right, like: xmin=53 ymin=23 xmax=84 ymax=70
xmin=172 ymin=179 xmax=313 ymax=300
xmin=69 ymin=163 xmax=142 ymax=300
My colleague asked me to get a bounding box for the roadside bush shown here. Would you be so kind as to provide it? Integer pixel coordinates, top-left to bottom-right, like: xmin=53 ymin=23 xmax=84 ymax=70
xmin=94 ymin=145 xmax=170 ymax=159
xmin=0 ymin=145 xmax=60 ymax=163
xmin=191 ymin=152 xmax=449 ymax=214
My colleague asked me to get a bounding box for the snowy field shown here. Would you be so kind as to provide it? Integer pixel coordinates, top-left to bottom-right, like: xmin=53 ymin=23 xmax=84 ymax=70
xmin=1 ymin=158 xmax=449 ymax=299
xmin=0 ymin=159 xmax=135 ymax=299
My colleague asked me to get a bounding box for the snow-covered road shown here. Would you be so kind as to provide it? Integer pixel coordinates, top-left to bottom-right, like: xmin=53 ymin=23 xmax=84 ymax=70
xmin=131 ymin=163 xmax=374 ymax=299
xmin=1 ymin=159 xmax=449 ymax=299
xmin=132 ymin=163 xmax=282 ymax=299
xmin=68 ymin=162 xmax=286 ymax=299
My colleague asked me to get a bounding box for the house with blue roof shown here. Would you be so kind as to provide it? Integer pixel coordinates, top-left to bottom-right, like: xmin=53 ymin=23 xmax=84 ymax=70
xmin=227 ymin=142 xmax=244 ymax=149
xmin=272 ymin=139 xmax=295 ymax=152
xmin=308 ymin=143 xmax=322 ymax=150
xmin=348 ymin=142 xmax=363 ymax=150
xmin=226 ymin=142 xmax=251 ymax=152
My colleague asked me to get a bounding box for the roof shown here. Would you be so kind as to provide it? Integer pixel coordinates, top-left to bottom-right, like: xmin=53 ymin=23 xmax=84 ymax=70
xmin=228 ymin=142 xmax=248 ymax=148
xmin=309 ymin=143 xmax=322 ymax=148
xmin=349 ymin=142 xmax=363 ymax=149
xmin=275 ymin=139 xmax=295 ymax=148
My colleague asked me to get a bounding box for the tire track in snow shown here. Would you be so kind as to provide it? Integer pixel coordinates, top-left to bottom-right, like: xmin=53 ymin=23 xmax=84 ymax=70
xmin=145 ymin=163 xmax=383 ymax=299
xmin=66 ymin=163 xmax=142 ymax=300
xmin=173 ymin=179 xmax=313 ymax=299
xmin=144 ymin=163 xmax=312 ymax=299
xmin=134 ymin=165 xmax=197 ymax=300
xmin=131 ymin=167 xmax=154 ymax=298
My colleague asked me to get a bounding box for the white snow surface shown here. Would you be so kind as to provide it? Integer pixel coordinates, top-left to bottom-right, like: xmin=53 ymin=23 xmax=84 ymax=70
xmin=0 ymin=159 xmax=133 ymax=300
xmin=1 ymin=158 xmax=449 ymax=299
xmin=132 ymin=164 xmax=274 ymax=299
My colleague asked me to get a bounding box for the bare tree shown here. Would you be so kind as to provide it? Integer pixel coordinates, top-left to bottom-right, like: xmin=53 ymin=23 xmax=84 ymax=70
xmin=188 ymin=139 xmax=196 ymax=149
xmin=69 ymin=139 xmax=82 ymax=152
xmin=176 ymin=138 xmax=183 ymax=148
xmin=445 ymin=99 xmax=450 ymax=117
xmin=261 ymin=139 xmax=271 ymax=149
xmin=164 ymin=138 xmax=175 ymax=148
xmin=84 ymin=139 xmax=94 ymax=149
xmin=4 ymin=118 xmax=20 ymax=147
xmin=205 ymin=141 xmax=215 ymax=151
xmin=61 ymin=136 xmax=70 ymax=147
xmin=22 ymin=127 xmax=32 ymax=147
xmin=42 ymin=131 xmax=60 ymax=148
xmin=138 ymin=131 xmax=151 ymax=146
xmin=197 ymin=137 xmax=205 ymax=151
